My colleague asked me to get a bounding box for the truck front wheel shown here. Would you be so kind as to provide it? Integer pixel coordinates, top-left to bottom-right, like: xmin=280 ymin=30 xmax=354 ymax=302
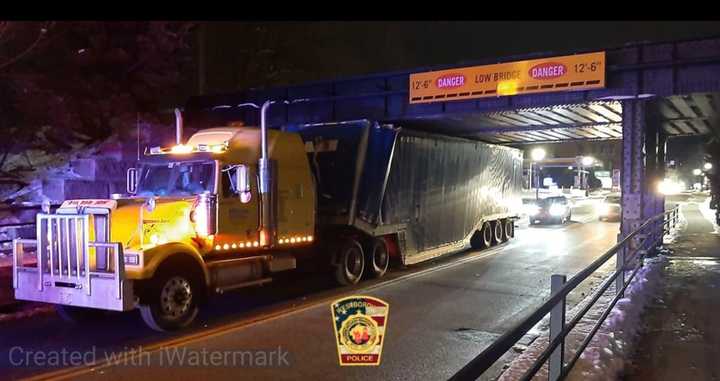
xmin=334 ymin=238 xmax=365 ymax=286
xmin=365 ymin=238 xmax=389 ymax=278
xmin=139 ymin=267 xmax=201 ymax=332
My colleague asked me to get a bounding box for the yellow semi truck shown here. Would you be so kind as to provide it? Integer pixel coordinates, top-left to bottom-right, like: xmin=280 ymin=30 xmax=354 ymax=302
xmin=13 ymin=104 xmax=522 ymax=331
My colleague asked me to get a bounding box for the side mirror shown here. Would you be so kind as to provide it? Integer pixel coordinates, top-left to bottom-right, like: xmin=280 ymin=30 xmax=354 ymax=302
xmin=235 ymin=165 xmax=251 ymax=203
xmin=126 ymin=168 xmax=138 ymax=195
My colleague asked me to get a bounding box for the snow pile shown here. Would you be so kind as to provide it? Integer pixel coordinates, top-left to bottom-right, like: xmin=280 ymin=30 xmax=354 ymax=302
xmin=698 ymin=197 xmax=719 ymax=233
xmin=565 ymin=255 xmax=666 ymax=380
xmin=498 ymin=256 xmax=667 ymax=381
xmin=664 ymin=208 xmax=687 ymax=244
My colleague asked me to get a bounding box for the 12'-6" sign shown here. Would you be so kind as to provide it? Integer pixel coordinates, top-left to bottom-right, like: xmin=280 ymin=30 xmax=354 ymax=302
xmin=409 ymin=51 xmax=605 ymax=104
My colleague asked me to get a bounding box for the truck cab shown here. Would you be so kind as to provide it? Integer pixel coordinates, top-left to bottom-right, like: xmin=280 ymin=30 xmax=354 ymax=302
xmin=14 ymin=126 xmax=316 ymax=331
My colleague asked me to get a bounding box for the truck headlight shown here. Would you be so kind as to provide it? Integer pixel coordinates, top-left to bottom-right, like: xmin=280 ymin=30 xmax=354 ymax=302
xmin=549 ymin=204 xmax=566 ymax=216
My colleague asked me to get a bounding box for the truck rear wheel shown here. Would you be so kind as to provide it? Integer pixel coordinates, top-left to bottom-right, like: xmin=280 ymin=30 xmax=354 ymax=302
xmin=493 ymin=221 xmax=504 ymax=244
xmin=365 ymin=238 xmax=389 ymax=278
xmin=334 ymin=238 xmax=365 ymax=286
xmin=139 ymin=266 xmax=201 ymax=332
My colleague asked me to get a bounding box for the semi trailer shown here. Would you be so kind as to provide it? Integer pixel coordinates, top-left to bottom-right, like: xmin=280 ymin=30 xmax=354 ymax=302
xmin=13 ymin=106 xmax=523 ymax=332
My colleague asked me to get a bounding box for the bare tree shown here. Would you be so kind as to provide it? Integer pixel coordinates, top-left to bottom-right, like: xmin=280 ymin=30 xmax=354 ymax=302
xmin=0 ymin=21 xmax=195 ymax=192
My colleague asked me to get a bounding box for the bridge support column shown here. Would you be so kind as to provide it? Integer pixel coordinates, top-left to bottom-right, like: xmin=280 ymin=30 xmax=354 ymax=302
xmin=653 ymin=131 xmax=667 ymax=245
xmin=620 ymin=100 xmax=666 ymax=269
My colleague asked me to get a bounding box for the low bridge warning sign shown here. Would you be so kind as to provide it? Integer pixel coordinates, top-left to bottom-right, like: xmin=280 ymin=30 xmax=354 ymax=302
xmin=409 ymin=51 xmax=605 ymax=104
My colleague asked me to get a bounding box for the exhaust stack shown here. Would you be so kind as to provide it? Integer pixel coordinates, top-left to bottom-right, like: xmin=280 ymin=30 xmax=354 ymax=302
xmin=259 ymin=100 xmax=275 ymax=247
xmin=175 ymin=108 xmax=183 ymax=144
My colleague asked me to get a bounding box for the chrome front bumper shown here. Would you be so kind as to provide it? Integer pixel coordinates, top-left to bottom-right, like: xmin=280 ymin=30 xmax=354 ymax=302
xmin=13 ymin=213 xmax=134 ymax=311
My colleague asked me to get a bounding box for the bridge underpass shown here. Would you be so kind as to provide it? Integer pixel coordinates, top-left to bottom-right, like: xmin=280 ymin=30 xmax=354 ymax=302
xmin=179 ymin=40 xmax=720 ymax=380
xmin=186 ymin=36 xmax=720 ymax=245
xmin=3 ymin=36 xmax=720 ymax=381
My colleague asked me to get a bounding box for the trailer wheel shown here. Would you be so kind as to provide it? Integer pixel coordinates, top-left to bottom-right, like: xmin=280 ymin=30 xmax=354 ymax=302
xmin=334 ymin=238 xmax=365 ymax=286
xmin=492 ymin=221 xmax=504 ymax=244
xmin=139 ymin=264 xmax=201 ymax=332
xmin=365 ymin=238 xmax=389 ymax=278
xmin=479 ymin=222 xmax=493 ymax=248
xmin=55 ymin=305 xmax=105 ymax=323
xmin=504 ymin=219 xmax=514 ymax=240
xmin=470 ymin=222 xmax=493 ymax=249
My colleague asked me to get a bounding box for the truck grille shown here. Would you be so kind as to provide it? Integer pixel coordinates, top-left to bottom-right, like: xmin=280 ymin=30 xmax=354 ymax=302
xmin=14 ymin=211 xmax=132 ymax=311
xmin=37 ymin=214 xmax=90 ymax=278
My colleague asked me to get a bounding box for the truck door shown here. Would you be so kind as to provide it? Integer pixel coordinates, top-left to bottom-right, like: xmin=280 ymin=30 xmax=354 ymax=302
xmin=216 ymin=164 xmax=260 ymax=245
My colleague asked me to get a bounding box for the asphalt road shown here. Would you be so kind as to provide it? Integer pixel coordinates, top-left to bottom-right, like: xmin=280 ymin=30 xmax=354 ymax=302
xmin=0 ymin=205 xmax=620 ymax=381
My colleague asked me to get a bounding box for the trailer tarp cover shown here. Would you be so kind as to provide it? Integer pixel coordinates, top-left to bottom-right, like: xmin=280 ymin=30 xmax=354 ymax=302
xmin=292 ymin=120 xmax=523 ymax=257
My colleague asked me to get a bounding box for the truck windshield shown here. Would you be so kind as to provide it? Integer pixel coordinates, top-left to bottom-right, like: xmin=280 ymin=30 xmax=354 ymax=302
xmin=136 ymin=161 xmax=215 ymax=197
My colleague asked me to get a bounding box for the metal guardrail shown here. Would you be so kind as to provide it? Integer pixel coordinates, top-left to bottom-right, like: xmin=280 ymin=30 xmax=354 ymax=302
xmin=451 ymin=206 xmax=681 ymax=381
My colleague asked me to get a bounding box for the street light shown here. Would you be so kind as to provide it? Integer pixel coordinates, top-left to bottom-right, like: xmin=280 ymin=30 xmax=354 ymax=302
xmin=704 ymin=162 xmax=713 ymax=170
xmin=581 ymin=156 xmax=595 ymax=167
xmin=531 ymin=148 xmax=546 ymax=162
xmin=693 ymin=168 xmax=702 ymax=176
xmin=577 ymin=156 xmax=595 ymax=191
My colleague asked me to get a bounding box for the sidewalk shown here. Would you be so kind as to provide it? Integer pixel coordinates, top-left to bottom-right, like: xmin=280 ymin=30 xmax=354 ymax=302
xmin=625 ymin=201 xmax=720 ymax=380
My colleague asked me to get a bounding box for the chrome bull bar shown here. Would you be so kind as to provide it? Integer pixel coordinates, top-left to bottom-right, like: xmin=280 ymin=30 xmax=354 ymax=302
xmin=13 ymin=213 xmax=134 ymax=311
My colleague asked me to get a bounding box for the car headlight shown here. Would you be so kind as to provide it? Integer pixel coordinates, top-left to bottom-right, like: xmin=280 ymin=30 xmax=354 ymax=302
xmin=597 ymin=204 xmax=610 ymax=216
xmin=549 ymin=204 xmax=566 ymax=216
xmin=525 ymin=204 xmax=540 ymax=216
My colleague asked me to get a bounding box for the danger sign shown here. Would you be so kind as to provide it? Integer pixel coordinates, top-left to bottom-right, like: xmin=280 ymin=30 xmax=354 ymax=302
xmin=409 ymin=51 xmax=605 ymax=104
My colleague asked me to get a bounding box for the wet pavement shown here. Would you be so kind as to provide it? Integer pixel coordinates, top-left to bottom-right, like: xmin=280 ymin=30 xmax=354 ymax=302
xmin=625 ymin=200 xmax=720 ymax=380
xmin=0 ymin=207 xmax=620 ymax=381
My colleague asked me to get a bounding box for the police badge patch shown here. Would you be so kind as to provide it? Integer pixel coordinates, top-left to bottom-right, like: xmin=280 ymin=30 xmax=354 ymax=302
xmin=331 ymin=295 xmax=389 ymax=366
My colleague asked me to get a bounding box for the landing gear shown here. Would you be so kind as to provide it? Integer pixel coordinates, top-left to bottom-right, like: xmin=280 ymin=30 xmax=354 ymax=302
xmin=333 ymin=237 xmax=365 ymax=286
xmin=139 ymin=267 xmax=201 ymax=332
